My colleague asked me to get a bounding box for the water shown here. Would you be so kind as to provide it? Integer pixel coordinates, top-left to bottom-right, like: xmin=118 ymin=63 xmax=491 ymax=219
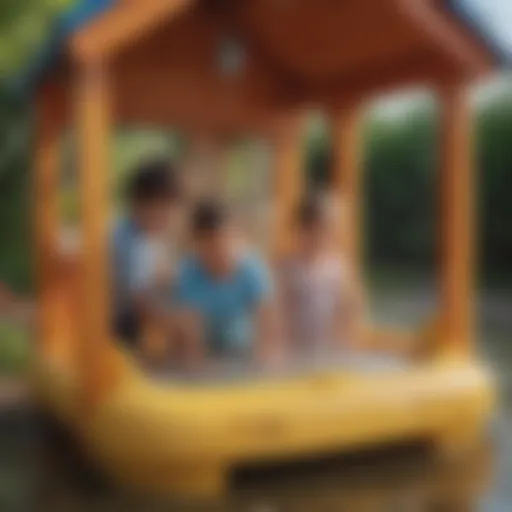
xmin=0 ymin=285 xmax=511 ymax=511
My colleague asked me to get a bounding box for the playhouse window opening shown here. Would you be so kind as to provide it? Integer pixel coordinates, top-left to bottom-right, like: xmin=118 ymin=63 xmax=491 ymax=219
xmin=108 ymin=116 xmax=438 ymax=372
xmin=53 ymin=114 xmax=441 ymax=375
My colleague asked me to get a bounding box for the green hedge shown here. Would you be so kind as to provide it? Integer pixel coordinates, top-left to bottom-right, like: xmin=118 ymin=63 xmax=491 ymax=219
xmin=307 ymin=90 xmax=512 ymax=279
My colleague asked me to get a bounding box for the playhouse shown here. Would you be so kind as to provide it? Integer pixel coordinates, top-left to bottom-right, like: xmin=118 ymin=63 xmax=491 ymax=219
xmin=32 ymin=0 xmax=505 ymax=496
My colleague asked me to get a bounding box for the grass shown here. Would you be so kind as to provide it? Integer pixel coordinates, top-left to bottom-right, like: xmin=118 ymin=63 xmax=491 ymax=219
xmin=0 ymin=321 xmax=30 ymax=376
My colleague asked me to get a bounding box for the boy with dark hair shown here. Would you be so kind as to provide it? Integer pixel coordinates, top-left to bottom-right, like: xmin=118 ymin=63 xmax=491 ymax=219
xmin=175 ymin=198 xmax=279 ymax=365
xmin=113 ymin=158 xmax=183 ymax=344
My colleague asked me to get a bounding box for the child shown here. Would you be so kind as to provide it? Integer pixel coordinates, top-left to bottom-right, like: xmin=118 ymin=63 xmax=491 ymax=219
xmin=278 ymin=193 xmax=363 ymax=357
xmin=113 ymin=159 xmax=183 ymax=346
xmin=175 ymin=199 xmax=280 ymax=367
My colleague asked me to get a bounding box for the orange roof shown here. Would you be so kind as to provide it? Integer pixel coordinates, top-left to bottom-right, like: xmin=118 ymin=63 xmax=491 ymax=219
xmin=33 ymin=0 xmax=502 ymax=132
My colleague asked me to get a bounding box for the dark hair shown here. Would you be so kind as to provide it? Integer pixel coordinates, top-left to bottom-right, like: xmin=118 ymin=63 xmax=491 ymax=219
xmin=296 ymin=193 xmax=328 ymax=228
xmin=127 ymin=159 xmax=181 ymax=203
xmin=191 ymin=198 xmax=230 ymax=235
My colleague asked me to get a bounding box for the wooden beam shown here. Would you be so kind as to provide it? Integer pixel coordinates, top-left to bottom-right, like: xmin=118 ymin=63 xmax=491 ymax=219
xmin=394 ymin=0 xmax=492 ymax=77
xmin=272 ymin=117 xmax=305 ymax=258
xmin=330 ymin=102 xmax=365 ymax=275
xmin=438 ymin=83 xmax=474 ymax=350
xmin=34 ymin=84 xmax=65 ymax=354
xmin=309 ymin=53 xmax=454 ymax=108
xmin=71 ymin=0 xmax=193 ymax=62
xmin=75 ymin=60 xmax=116 ymax=404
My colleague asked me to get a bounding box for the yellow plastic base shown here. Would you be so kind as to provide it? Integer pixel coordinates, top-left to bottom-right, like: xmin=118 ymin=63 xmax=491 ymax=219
xmin=33 ymin=350 xmax=495 ymax=498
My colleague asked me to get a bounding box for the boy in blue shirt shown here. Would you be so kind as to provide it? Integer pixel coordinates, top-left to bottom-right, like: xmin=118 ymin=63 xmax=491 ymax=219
xmin=175 ymin=199 xmax=279 ymax=366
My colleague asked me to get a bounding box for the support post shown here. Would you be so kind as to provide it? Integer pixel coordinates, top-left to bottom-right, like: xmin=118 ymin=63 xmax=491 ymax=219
xmin=330 ymin=102 xmax=364 ymax=275
xmin=438 ymin=84 xmax=474 ymax=350
xmin=34 ymin=85 xmax=63 ymax=354
xmin=272 ymin=119 xmax=304 ymax=258
xmin=75 ymin=60 xmax=115 ymax=403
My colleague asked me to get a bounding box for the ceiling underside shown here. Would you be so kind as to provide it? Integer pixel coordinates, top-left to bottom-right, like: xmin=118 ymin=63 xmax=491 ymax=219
xmin=38 ymin=0 xmax=500 ymax=131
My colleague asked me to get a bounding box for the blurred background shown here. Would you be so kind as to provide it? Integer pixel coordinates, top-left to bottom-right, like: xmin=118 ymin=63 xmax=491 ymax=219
xmin=0 ymin=1 xmax=511 ymax=510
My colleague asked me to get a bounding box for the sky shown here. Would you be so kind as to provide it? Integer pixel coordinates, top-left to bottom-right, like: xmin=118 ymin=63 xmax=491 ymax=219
xmin=456 ymin=0 xmax=512 ymax=57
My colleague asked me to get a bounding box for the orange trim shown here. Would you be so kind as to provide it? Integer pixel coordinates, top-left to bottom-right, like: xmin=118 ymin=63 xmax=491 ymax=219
xmin=71 ymin=0 xmax=193 ymax=62
xmin=438 ymin=84 xmax=474 ymax=349
xmin=272 ymin=118 xmax=305 ymax=258
xmin=75 ymin=60 xmax=117 ymax=405
xmin=331 ymin=103 xmax=364 ymax=275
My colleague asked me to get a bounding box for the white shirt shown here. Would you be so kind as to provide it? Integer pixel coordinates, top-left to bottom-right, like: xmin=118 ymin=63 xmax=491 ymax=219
xmin=279 ymin=253 xmax=348 ymax=353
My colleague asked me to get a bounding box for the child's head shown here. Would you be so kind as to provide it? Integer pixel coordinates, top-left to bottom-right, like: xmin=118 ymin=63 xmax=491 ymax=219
xmin=191 ymin=198 xmax=238 ymax=274
xmin=127 ymin=159 xmax=182 ymax=235
xmin=295 ymin=193 xmax=336 ymax=255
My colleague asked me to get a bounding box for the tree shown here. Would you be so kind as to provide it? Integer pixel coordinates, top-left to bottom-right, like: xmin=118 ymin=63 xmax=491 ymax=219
xmin=0 ymin=0 xmax=71 ymax=79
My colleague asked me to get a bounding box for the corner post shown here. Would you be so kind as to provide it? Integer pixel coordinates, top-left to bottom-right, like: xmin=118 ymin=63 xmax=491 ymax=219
xmin=75 ymin=59 xmax=114 ymax=402
xmin=330 ymin=101 xmax=365 ymax=276
xmin=438 ymin=84 xmax=474 ymax=350
xmin=272 ymin=118 xmax=304 ymax=257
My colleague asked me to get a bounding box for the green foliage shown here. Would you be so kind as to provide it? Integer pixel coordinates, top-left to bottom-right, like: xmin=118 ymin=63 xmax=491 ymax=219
xmin=0 ymin=86 xmax=32 ymax=291
xmin=0 ymin=0 xmax=72 ymax=78
xmin=364 ymin=103 xmax=438 ymax=269
xmin=476 ymin=90 xmax=512 ymax=274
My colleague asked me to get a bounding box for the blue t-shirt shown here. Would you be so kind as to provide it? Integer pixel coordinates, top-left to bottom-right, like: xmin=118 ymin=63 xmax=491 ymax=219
xmin=175 ymin=254 xmax=272 ymax=355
